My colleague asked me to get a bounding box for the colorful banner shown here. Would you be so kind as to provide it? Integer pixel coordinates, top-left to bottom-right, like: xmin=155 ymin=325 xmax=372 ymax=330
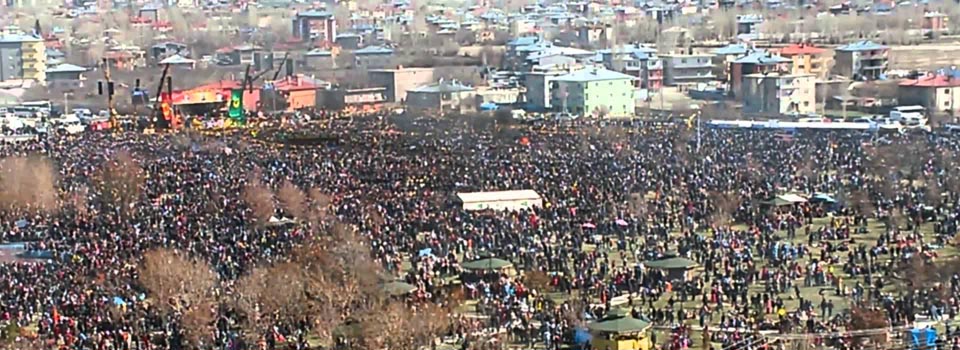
xmin=159 ymin=93 xmax=173 ymax=122
xmin=228 ymin=89 xmax=245 ymax=123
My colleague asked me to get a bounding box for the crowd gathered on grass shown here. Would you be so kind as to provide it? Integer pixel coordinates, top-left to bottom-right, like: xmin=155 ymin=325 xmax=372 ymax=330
xmin=1 ymin=114 xmax=960 ymax=350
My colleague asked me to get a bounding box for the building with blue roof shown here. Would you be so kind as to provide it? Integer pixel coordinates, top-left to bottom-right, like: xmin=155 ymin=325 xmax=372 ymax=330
xmin=835 ymin=40 xmax=889 ymax=80
xmin=304 ymin=48 xmax=333 ymax=69
xmin=354 ymin=46 xmax=395 ymax=69
xmin=0 ymin=32 xmax=46 ymax=84
xmin=550 ymin=67 xmax=636 ymax=117
xmin=46 ymin=63 xmax=87 ymax=90
xmin=713 ymin=43 xmax=751 ymax=56
xmin=599 ymin=44 xmax=662 ymax=90
xmin=731 ymin=51 xmax=790 ymax=98
xmin=406 ymin=79 xmax=476 ymax=114
xmin=292 ymin=10 xmax=336 ymax=43
xmin=713 ymin=44 xmax=752 ymax=83
xmin=837 ymin=40 xmax=888 ymax=52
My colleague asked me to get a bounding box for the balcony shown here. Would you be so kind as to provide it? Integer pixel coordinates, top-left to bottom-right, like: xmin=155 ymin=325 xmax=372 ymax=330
xmin=860 ymin=50 xmax=889 ymax=59
xmin=670 ymin=61 xmax=712 ymax=69
xmin=861 ymin=62 xmax=887 ymax=70
xmin=674 ymin=73 xmax=716 ymax=80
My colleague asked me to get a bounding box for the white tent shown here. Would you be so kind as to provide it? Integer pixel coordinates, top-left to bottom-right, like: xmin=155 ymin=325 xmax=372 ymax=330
xmin=457 ymin=190 xmax=542 ymax=211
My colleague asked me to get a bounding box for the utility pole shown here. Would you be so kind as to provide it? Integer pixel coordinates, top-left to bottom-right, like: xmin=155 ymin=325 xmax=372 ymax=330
xmin=63 ymin=91 xmax=71 ymax=116
xmin=690 ymin=103 xmax=702 ymax=152
xmin=101 ymin=58 xmax=118 ymax=132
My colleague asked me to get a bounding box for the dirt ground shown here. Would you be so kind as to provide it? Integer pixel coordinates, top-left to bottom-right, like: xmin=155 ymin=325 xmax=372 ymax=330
xmin=889 ymin=42 xmax=960 ymax=70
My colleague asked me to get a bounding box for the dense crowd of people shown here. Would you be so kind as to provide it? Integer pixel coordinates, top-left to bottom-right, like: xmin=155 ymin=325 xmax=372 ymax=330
xmin=0 ymin=114 xmax=959 ymax=350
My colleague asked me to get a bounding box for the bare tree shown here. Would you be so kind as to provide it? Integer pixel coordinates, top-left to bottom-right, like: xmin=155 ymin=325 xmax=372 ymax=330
xmin=138 ymin=248 xmax=219 ymax=346
xmin=709 ymin=191 xmax=739 ymax=228
xmin=277 ymin=180 xmax=308 ymax=219
xmin=848 ymin=306 xmax=889 ymax=347
xmin=0 ymin=156 xmax=60 ymax=214
xmin=139 ymin=248 xmax=218 ymax=311
xmin=242 ymin=171 xmax=275 ymax=225
xmin=96 ymin=151 xmax=145 ymax=216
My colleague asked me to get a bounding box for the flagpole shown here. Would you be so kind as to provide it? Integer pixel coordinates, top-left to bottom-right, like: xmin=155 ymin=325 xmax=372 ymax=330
xmin=697 ymin=108 xmax=701 ymax=152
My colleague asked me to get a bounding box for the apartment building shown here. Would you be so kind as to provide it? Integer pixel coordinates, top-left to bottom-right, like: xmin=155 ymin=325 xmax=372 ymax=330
xmin=777 ymin=43 xmax=831 ymax=78
xmin=661 ymin=54 xmax=715 ymax=86
xmin=0 ymin=33 xmax=46 ymax=85
xmin=550 ymin=68 xmax=636 ymax=117
xmin=742 ymin=73 xmax=816 ymax=115
xmin=834 ymin=40 xmax=889 ymax=81
xmin=600 ymin=44 xmax=663 ymax=90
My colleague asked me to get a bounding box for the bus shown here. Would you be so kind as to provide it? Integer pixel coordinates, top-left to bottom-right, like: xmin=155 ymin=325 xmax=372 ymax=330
xmin=20 ymin=101 xmax=52 ymax=113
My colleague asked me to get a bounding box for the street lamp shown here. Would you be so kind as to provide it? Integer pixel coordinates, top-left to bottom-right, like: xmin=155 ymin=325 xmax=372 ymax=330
xmin=64 ymin=91 xmax=73 ymax=116
xmin=689 ymin=103 xmax=701 ymax=152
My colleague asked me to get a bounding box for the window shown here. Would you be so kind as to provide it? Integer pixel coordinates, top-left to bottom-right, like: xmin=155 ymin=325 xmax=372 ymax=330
xmin=803 ymin=101 xmax=810 ymax=107
xmin=945 ymin=89 xmax=951 ymax=94
xmin=680 ymin=59 xmax=687 ymax=64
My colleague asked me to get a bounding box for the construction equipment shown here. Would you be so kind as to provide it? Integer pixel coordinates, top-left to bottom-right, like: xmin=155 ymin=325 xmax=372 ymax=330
xmin=98 ymin=58 xmax=119 ymax=132
xmin=152 ymin=64 xmax=171 ymax=129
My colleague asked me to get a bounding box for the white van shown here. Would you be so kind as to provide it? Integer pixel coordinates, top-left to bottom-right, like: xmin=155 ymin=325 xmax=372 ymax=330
xmin=55 ymin=114 xmax=85 ymax=134
xmin=890 ymin=105 xmax=927 ymax=126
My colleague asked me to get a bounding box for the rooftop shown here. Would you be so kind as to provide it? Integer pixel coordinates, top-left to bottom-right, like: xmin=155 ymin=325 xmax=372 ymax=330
xmin=598 ymin=44 xmax=657 ymax=55
xmin=778 ymin=43 xmax=827 ymax=56
xmin=736 ymin=14 xmax=763 ymax=23
xmin=744 ymin=72 xmax=814 ymax=79
xmin=899 ymin=72 xmax=960 ymax=88
xmin=713 ymin=43 xmax=751 ymax=56
xmin=354 ymin=45 xmax=394 ymax=55
xmin=305 ymin=48 xmax=332 ymax=56
xmin=507 ymin=36 xmax=540 ymax=47
xmin=661 ymin=53 xmax=714 ymax=58
xmin=410 ymin=80 xmax=475 ymax=93
xmin=525 ymin=46 xmax=594 ymax=59
xmin=297 ymin=10 xmax=333 ymax=18
xmin=159 ymin=54 xmax=196 ymax=65
xmin=273 ymin=75 xmax=326 ymax=91
xmin=734 ymin=51 xmax=790 ymax=65
xmin=554 ymin=68 xmax=635 ymax=82
xmin=47 ymin=63 xmax=88 ymax=74
xmin=837 ymin=40 xmax=888 ymax=52
xmin=0 ymin=33 xmax=41 ymax=43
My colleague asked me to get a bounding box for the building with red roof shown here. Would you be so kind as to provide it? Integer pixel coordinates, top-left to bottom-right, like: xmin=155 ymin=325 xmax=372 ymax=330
xmin=261 ymin=75 xmax=329 ymax=111
xmin=776 ymin=43 xmax=831 ymax=78
xmin=899 ymin=71 xmax=960 ymax=115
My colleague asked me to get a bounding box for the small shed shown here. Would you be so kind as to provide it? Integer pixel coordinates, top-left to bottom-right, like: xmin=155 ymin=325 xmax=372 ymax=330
xmin=461 ymin=257 xmax=513 ymax=271
xmin=588 ymin=309 xmax=653 ymax=350
xmin=456 ymin=190 xmax=542 ymax=212
xmin=763 ymin=193 xmax=808 ymax=207
xmin=643 ymin=257 xmax=698 ymax=282
xmin=159 ymin=54 xmax=196 ymax=69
